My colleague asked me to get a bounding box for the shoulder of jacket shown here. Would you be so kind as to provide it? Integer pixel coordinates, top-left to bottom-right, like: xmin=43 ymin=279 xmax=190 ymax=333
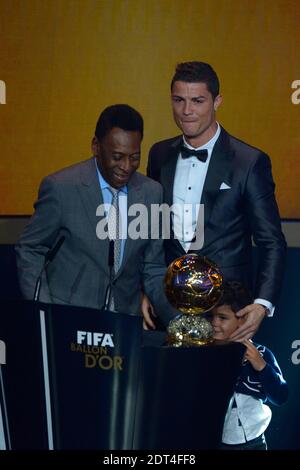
xmin=149 ymin=135 xmax=182 ymax=153
xmin=44 ymin=158 xmax=93 ymax=182
xmin=226 ymin=132 xmax=268 ymax=159
xmin=133 ymin=171 xmax=163 ymax=190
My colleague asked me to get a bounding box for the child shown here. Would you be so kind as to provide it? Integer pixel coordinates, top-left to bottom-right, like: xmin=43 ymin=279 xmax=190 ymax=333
xmin=207 ymin=281 xmax=288 ymax=450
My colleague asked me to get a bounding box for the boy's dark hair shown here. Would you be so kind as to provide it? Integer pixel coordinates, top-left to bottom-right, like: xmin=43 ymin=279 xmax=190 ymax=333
xmin=217 ymin=281 xmax=253 ymax=313
xmin=95 ymin=104 xmax=143 ymax=141
xmin=171 ymin=61 xmax=220 ymax=99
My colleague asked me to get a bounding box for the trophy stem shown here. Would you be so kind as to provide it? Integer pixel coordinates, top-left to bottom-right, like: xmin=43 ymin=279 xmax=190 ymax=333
xmin=167 ymin=314 xmax=214 ymax=347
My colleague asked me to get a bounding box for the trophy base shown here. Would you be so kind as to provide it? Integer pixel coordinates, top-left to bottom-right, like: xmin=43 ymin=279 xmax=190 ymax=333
xmin=167 ymin=314 xmax=214 ymax=347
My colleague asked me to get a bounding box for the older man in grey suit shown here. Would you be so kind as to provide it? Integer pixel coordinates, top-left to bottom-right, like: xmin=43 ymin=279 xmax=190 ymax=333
xmin=15 ymin=104 xmax=176 ymax=325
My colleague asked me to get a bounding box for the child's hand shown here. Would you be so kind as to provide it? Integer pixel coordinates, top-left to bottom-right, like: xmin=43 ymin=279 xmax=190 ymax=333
xmin=243 ymin=340 xmax=266 ymax=371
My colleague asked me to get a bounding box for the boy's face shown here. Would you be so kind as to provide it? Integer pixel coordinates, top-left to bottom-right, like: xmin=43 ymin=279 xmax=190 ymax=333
xmin=206 ymin=304 xmax=243 ymax=340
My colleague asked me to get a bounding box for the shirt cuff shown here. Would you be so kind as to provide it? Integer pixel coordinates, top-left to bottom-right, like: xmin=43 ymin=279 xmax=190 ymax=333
xmin=254 ymin=298 xmax=274 ymax=317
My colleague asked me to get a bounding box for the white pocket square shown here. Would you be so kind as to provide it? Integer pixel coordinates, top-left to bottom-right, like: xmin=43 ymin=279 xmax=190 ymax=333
xmin=220 ymin=182 xmax=231 ymax=190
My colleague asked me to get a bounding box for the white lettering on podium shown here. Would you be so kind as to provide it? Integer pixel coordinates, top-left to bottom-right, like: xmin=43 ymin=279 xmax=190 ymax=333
xmin=0 ymin=340 xmax=6 ymax=365
xmin=76 ymin=331 xmax=114 ymax=348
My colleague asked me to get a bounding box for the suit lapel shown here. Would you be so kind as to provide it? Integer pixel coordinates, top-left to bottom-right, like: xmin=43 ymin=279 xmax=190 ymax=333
xmin=78 ymin=158 xmax=111 ymax=275
xmin=79 ymin=158 xmax=103 ymax=223
xmin=160 ymin=137 xmax=182 ymax=206
xmin=201 ymin=128 xmax=233 ymax=228
xmin=160 ymin=137 xmax=185 ymax=252
xmin=114 ymin=173 xmax=144 ymax=279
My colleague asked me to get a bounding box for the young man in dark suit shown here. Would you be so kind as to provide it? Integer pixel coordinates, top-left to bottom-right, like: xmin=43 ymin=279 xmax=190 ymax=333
xmin=144 ymin=62 xmax=286 ymax=339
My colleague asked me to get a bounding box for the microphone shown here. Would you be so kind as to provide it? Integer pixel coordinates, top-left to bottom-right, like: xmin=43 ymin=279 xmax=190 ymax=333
xmin=33 ymin=236 xmax=66 ymax=302
xmin=103 ymin=240 xmax=114 ymax=310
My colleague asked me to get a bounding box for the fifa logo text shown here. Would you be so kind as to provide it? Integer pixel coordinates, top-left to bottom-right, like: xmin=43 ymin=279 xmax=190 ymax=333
xmin=77 ymin=330 xmax=114 ymax=348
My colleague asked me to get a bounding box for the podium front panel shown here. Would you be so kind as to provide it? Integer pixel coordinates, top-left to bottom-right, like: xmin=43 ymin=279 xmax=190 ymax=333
xmin=43 ymin=304 xmax=142 ymax=449
xmin=133 ymin=341 xmax=245 ymax=450
xmin=0 ymin=300 xmax=49 ymax=449
xmin=1 ymin=301 xmax=245 ymax=450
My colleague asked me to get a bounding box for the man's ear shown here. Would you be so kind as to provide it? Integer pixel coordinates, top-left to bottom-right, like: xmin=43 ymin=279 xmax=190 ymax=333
xmin=91 ymin=136 xmax=99 ymax=156
xmin=214 ymin=94 xmax=222 ymax=111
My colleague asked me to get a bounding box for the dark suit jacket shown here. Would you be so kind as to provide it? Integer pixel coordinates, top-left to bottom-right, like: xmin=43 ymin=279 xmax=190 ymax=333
xmin=15 ymin=158 xmax=176 ymax=324
xmin=147 ymin=127 xmax=286 ymax=305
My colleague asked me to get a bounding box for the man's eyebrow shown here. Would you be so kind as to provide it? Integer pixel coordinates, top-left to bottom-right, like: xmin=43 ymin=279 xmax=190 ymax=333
xmin=171 ymin=94 xmax=207 ymax=99
xmin=112 ymin=150 xmax=141 ymax=155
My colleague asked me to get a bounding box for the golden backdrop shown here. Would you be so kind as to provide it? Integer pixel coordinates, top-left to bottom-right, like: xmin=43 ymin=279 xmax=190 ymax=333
xmin=0 ymin=0 xmax=299 ymax=216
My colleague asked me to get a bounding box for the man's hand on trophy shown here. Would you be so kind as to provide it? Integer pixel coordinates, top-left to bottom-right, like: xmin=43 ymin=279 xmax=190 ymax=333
xmin=229 ymin=303 xmax=267 ymax=341
xmin=141 ymin=293 xmax=157 ymax=330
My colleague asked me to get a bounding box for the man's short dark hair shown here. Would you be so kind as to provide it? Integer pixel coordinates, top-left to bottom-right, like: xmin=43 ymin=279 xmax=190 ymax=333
xmin=217 ymin=281 xmax=253 ymax=313
xmin=95 ymin=104 xmax=143 ymax=141
xmin=171 ymin=61 xmax=220 ymax=99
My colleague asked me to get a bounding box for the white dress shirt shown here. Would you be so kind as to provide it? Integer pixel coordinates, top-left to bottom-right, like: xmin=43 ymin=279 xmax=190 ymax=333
xmin=222 ymin=392 xmax=272 ymax=444
xmin=173 ymin=123 xmax=221 ymax=252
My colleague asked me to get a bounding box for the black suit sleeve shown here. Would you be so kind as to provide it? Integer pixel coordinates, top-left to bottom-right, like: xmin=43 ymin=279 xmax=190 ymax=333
xmin=245 ymin=152 xmax=287 ymax=303
xmin=147 ymin=143 xmax=159 ymax=181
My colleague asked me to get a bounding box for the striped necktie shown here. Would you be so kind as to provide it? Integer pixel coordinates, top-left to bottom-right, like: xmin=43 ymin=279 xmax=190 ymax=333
xmin=107 ymin=187 xmax=121 ymax=310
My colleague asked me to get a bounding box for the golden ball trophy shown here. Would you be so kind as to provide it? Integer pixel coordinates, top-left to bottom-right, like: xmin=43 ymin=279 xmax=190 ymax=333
xmin=164 ymin=254 xmax=223 ymax=346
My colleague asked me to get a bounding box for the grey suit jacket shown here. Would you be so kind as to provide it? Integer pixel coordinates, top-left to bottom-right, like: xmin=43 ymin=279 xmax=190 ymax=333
xmin=15 ymin=157 xmax=176 ymax=324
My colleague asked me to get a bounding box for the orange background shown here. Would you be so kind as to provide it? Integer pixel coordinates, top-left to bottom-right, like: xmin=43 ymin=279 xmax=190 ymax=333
xmin=0 ymin=0 xmax=300 ymax=217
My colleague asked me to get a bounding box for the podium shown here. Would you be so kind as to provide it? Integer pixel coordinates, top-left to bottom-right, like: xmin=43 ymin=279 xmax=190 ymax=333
xmin=0 ymin=301 xmax=244 ymax=449
xmin=134 ymin=339 xmax=244 ymax=449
